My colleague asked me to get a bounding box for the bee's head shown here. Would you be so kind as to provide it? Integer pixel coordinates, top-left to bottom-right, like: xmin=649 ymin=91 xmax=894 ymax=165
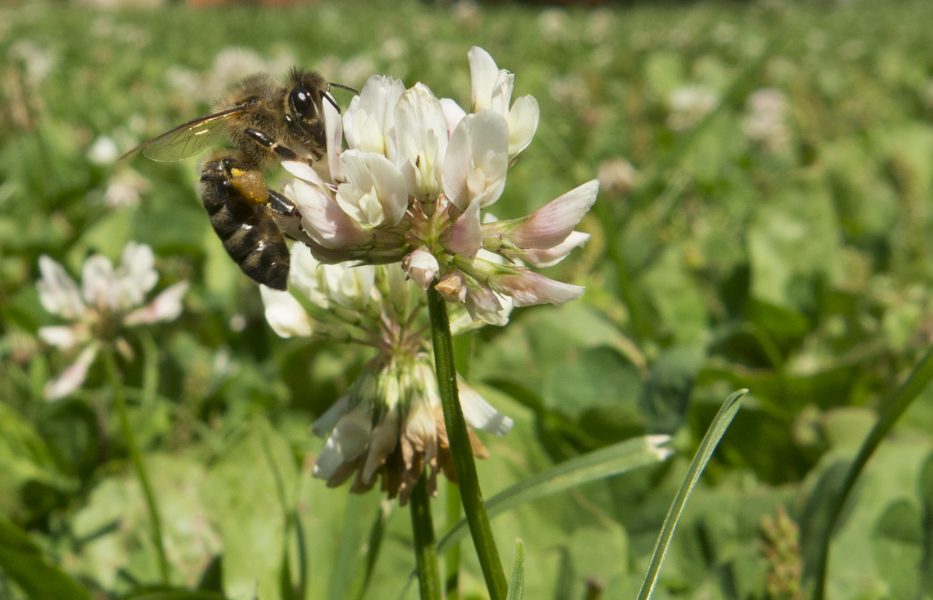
xmin=285 ymin=69 xmax=328 ymax=154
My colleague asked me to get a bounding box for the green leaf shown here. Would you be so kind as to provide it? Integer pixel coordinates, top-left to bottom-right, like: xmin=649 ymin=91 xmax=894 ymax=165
xmin=66 ymin=455 xmax=219 ymax=590
xmin=639 ymin=345 xmax=703 ymax=434
xmin=437 ymin=434 xmax=672 ymax=553
xmin=872 ymin=499 xmax=922 ymax=599
xmin=544 ymin=346 xmax=643 ymax=417
xmin=126 ymin=592 xmax=229 ymax=600
xmin=0 ymin=514 xmax=92 ymax=600
xmin=636 ymin=389 xmax=747 ymax=600
xmin=202 ymin=418 xmax=298 ymax=600
xmin=808 ymin=346 xmax=933 ymax=599
xmin=919 ymin=452 xmax=933 ymax=594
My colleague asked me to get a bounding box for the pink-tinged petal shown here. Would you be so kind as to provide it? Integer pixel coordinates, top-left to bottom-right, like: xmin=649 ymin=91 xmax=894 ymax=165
xmin=37 ymin=256 xmax=84 ymax=319
xmin=404 ymin=248 xmax=439 ymax=290
xmin=444 ymin=199 xmax=481 ymax=257
xmin=507 ymin=95 xmax=540 ymax=156
xmin=510 ymin=180 xmax=598 ymax=248
xmin=44 ymin=344 xmax=98 ymax=401
xmin=518 ymin=231 xmax=590 ymax=267
xmin=38 ymin=324 xmax=89 ymax=351
xmin=259 ymin=285 xmax=313 ymax=338
xmin=81 ymin=255 xmax=120 ymax=311
xmin=442 ymin=110 xmax=509 ymax=210
xmin=458 ymin=380 xmax=513 ymax=435
xmin=281 ymin=160 xmax=325 ymax=186
xmin=323 ymin=94 xmax=344 ymax=181
xmin=117 ymin=242 xmax=158 ymax=308
xmin=284 ymin=178 xmax=371 ymax=249
xmin=491 ymin=270 xmax=584 ymax=306
xmin=337 ymin=150 xmax=409 ymax=227
xmin=124 ymin=281 xmax=189 ymax=326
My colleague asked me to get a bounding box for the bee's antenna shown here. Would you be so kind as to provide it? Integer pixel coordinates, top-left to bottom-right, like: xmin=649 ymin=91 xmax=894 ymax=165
xmin=327 ymin=82 xmax=360 ymax=95
xmin=322 ymin=92 xmax=342 ymax=114
xmin=321 ymin=82 xmax=358 ymax=115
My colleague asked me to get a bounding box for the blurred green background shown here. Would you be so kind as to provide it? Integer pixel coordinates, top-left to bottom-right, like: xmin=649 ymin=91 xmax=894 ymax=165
xmin=2 ymin=0 xmax=933 ymax=598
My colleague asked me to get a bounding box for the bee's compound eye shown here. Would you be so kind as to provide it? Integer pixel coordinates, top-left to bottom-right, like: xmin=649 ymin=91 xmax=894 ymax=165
xmin=290 ymin=87 xmax=317 ymax=119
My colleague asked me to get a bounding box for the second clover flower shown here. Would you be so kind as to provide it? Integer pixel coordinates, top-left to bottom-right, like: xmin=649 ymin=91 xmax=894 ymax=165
xmin=260 ymin=245 xmax=513 ymax=502
xmin=280 ymin=47 xmax=598 ymax=325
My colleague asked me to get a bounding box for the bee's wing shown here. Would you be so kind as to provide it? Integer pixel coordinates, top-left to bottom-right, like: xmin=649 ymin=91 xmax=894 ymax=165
xmin=121 ymin=101 xmax=256 ymax=162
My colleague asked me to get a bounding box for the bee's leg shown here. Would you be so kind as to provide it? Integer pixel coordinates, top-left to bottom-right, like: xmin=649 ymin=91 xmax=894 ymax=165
xmin=265 ymin=190 xmax=354 ymax=264
xmin=199 ymin=158 xmax=290 ymax=290
xmin=243 ymin=128 xmax=301 ymax=160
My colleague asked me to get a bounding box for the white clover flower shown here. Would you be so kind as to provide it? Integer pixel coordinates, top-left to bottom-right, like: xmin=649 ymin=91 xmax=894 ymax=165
xmin=260 ymin=244 xmax=512 ymax=502
xmin=87 ymin=136 xmax=120 ymax=165
xmin=742 ymin=88 xmax=790 ymax=152
xmin=280 ymin=47 xmax=595 ymax=326
xmin=102 ymin=168 xmax=150 ymax=208
xmin=37 ymin=242 xmax=188 ymax=400
xmin=598 ymin=158 xmax=639 ymax=197
xmin=666 ymin=85 xmax=719 ymax=131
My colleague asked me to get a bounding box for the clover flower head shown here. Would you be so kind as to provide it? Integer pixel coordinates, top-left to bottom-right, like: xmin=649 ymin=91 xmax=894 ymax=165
xmin=260 ymin=244 xmax=513 ymax=502
xmin=667 ymin=84 xmax=719 ymax=131
xmin=310 ymin=353 xmax=512 ymax=503
xmin=742 ymin=88 xmax=790 ymax=151
xmin=281 ymin=47 xmax=597 ymax=326
xmin=37 ymin=241 xmax=188 ymax=400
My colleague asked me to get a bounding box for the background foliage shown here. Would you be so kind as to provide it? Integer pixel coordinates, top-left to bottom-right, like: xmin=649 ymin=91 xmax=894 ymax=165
xmin=2 ymin=0 xmax=933 ymax=598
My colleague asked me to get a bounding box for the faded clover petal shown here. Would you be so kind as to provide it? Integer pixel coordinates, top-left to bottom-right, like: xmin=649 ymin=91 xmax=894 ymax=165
xmin=405 ymin=247 xmax=439 ymax=290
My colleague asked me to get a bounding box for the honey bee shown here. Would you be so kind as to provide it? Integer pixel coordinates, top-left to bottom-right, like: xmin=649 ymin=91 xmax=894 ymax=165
xmin=124 ymin=69 xmax=345 ymax=290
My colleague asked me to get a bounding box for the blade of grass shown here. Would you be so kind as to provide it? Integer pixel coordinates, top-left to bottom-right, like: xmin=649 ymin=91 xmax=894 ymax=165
xmin=506 ymin=540 xmax=526 ymax=600
xmin=328 ymin=494 xmax=367 ymax=600
xmin=437 ymin=434 xmax=673 ymax=553
xmin=102 ymin=348 xmax=170 ymax=585
xmin=635 ymin=389 xmax=748 ymax=600
xmin=809 ymin=346 xmax=933 ymax=599
xmin=354 ymin=501 xmax=391 ymax=600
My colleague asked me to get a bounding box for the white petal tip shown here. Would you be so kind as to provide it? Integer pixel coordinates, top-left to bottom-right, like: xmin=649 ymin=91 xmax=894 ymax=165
xmin=645 ymin=434 xmax=674 ymax=460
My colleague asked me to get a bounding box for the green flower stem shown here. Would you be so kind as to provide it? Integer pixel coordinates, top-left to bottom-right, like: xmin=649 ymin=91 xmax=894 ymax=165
xmin=444 ymin=480 xmax=462 ymax=599
xmin=101 ymin=349 xmax=170 ymax=585
xmin=426 ymin=286 xmax=507 ymax=600
xmin=410 ymin=474 xmax=441 ymax=600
